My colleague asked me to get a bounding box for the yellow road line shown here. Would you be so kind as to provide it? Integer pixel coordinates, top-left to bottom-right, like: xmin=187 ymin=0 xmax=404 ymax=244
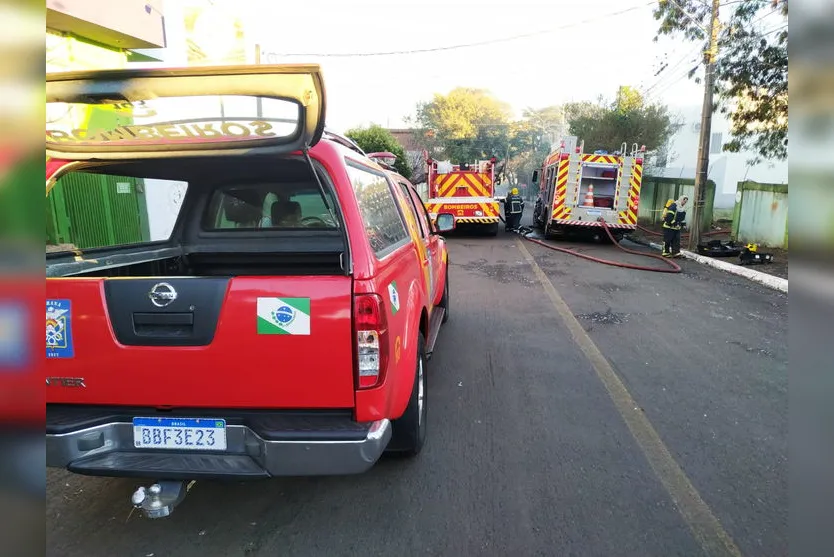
xmin=515 ymin=237 xmax=743 ymax=557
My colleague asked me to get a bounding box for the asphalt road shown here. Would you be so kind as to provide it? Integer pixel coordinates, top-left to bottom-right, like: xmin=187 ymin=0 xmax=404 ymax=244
xmin=46 ymin=226 xmax=787 ymax=557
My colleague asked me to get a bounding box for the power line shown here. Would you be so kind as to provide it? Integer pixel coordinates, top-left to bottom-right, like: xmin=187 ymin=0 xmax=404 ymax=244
xmin=652 ymin=65 xmax=701 ymax=98
xmin=751 ymin=4 xmax=784 ymax=26
xmin=761 ymin=25 xmax=788 ymax=38
xmin=645 ymin=1 xmax=785 ymax=97
xmin=263 ymin=2 xmax=655 ymax=59
xmin=643 ymin=45 xmax=702 ymax=96
xmin=663 ymin=0 xmax=711 ymax=33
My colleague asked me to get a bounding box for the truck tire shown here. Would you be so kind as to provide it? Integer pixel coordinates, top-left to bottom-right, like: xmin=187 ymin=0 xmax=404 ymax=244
xmin=439 ymin=266 xmax=450 ymax=324
xmin=484 ymin=223 xmax=499 ymax=237
xmin=388 ymin=334 xmax=427 ymax=456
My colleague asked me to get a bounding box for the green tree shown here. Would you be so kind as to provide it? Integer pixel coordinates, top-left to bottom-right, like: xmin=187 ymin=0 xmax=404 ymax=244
xmin=653 ymin=0 xmax=788 ymax=160
xmin=411 ymin=87 xmax=513 ymax=163
xmin=345 ymin=124 xmax=412 ymax=179
xmin=614 ymin=85 xmax=644 ymax=113
xmin=562 ymin=100 xmax=604 ymax=125
xmin=566 ymin=86 xmax=678 ymax=153
xmin=505 ymin=106 xmax=566 ymax=189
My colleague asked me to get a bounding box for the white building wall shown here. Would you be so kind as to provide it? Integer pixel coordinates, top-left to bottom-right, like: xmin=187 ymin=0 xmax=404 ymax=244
xmin=659 ymin=106 xmax=788 ymax=208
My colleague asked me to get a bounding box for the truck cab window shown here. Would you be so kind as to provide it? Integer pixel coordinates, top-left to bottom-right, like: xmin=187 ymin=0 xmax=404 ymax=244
xmin=205 ymin=183 xmax=339 ymax=230
xmin=346 ymin=162 xmax=409 ymax=256
xmin=398 ymin=182 xmax=429 ymax=238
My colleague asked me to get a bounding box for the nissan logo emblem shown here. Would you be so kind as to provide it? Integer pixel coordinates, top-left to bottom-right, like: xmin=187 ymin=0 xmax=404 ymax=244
xmin=149 ymin=282 xmax=177 ymax=308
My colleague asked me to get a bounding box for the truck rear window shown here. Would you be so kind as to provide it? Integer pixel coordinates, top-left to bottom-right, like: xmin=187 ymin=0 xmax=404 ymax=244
xmin=204 ymin=183 xmax=339 ymax=230
xmin=46 ymin=170 xmax=187 ymax=253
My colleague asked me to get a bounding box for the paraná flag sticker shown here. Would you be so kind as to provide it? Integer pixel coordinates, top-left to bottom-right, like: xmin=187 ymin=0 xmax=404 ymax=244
xmin=388 ymin=281 xmax=400 ymax=315
xmin=257 ymin=297 xmax=310 ymax=335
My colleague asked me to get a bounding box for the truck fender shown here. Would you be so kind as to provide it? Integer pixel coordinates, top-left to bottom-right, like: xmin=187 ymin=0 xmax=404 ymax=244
xmin=438 ymin=241 xmax=449 ymax=302
xmin=388 ymin=278 xmax=423 ymax=419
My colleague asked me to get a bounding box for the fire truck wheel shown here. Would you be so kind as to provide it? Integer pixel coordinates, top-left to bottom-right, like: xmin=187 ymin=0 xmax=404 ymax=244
xmin=484 ymin=223 xmax=498 ymax=237
xmin=388 ymin=333 xmax=427 ymax=456
xmin=440 ymin=266 xmax=450 ymax=323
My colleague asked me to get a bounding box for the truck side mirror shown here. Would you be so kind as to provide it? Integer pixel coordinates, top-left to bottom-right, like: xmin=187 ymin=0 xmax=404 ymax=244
xmin=434 ymin=213 xmax=455 ymax=233
xmin=531 ymin=170 xmax=539 ymax=184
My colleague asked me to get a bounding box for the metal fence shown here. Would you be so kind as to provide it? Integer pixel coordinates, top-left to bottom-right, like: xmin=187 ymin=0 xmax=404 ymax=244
xmin=47 ymin=172 xmax=150 ymax=250
xmin=638 ymin=176 xmax=717 ymax=231
xmin=731 ymin=181 xmax=788 ymax=248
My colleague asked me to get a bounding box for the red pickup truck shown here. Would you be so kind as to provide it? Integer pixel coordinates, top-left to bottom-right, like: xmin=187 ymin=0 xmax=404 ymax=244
xmin=45 ymin=65 xmax=454 ymax=517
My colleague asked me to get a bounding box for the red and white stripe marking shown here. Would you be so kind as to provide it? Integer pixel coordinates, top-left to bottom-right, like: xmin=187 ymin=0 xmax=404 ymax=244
xmin=553 ymin=219 xmax=636 ymax=230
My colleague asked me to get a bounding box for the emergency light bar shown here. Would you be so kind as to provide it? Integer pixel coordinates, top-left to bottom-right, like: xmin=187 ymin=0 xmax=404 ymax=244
xmin=367 ymin=151 xmax=397 ymax=166
xmin=368 ymin=151 xmax=397 ymax=167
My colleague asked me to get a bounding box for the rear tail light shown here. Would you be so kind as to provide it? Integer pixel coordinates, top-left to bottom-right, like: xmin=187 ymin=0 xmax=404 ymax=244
xmin=354 ymin=294 xmax=389 ymax=389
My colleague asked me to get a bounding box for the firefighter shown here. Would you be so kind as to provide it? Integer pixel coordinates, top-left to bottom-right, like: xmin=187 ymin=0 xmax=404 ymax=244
xmin=504 ymin=187 xmax=525 ymax=231
xmin=662 ymin=195 xmax=689 ymax=257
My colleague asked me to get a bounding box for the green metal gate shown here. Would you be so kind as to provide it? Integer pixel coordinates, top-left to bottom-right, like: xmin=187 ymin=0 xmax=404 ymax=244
xmin=47 ymin=172 xmax=150 ymax=250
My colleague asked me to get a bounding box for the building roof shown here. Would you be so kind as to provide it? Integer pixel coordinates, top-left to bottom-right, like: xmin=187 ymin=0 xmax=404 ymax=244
xmin=385 ymin=128 xmax=422 ymax=152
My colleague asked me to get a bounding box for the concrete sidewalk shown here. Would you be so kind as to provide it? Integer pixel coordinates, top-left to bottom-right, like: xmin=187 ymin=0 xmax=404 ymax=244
xmin=628 ymin=235 xmax=788 ymax=293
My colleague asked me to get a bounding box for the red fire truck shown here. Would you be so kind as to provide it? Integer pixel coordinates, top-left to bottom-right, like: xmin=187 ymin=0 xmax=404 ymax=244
xmin=425 ymin=157 xmax=500 ymax=236
xmin=532 ymin=136 xmax=645 ymax=242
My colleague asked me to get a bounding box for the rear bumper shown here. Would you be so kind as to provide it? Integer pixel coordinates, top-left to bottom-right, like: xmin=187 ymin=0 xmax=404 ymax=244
xmin=552 ymin=219 xmax=636 ymax=229
xmin=427 ymin=198 xmax=500 ymax=223
xmin=46 ymin=418 xmax=391 ymax=480
xmin=429 ymin=212 xmax=500 ymax=225
xmin=448 ymin=216 xmax=499 ymax=224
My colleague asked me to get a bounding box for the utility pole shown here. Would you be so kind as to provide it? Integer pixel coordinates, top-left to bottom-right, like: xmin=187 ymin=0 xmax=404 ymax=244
xmin=688 ymin=0 xmax=720 ymax=251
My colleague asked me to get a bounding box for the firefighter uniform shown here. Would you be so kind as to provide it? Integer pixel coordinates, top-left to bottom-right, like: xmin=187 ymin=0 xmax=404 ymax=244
xmin=504 ymin=188 xmax=524 ymax=231
xmin=662 ymin=196 xmax=688 ymax=257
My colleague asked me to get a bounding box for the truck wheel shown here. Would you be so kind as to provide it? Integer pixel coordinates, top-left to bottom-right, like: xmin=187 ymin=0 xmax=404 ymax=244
xmin=439 ymin=266 xmax=450 ymax=323
xmin=388 ymin=334 xmax=427 ymax=456
xmin=484 ymin=223 xmax=498 ymax=237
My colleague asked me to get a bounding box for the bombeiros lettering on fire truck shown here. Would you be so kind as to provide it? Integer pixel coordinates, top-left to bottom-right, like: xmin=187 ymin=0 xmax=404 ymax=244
xmin=531 ymin=136 xmax=646 ymax=242
xmin=424 ymin=154 xmax=501 ymax=236
xmin=46 ymin=120 xmax=278 ymax=143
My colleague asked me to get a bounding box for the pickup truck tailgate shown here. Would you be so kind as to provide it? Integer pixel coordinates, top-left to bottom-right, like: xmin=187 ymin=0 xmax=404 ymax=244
xmin=46 ymin=276 xmax=356 ymax=408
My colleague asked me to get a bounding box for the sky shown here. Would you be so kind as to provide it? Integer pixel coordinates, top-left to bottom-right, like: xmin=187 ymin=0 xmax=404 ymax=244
xmin=131 ymin=0 xmax=785 ymax=151
xmin=232 ymin=0 xmax=709 ymax=131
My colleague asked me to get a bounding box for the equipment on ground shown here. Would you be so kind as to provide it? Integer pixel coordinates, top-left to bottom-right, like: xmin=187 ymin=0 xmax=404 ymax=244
xmin=696 ymin=240 xmax=774 ymax=265
xmin=696 ymin=239 xmax=743 ymax=258
xmin=738 ymin=243 xmax=774 ymax=265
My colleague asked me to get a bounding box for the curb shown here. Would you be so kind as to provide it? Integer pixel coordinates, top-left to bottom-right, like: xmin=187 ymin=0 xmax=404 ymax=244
xmin=627 ymin=235 xmax=788 ymax=293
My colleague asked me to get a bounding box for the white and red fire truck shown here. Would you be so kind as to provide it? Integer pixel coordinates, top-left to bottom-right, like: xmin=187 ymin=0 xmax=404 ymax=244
xmin=532 ymin=136 xmax=645 ymax=242
xmin=425 ymin=157 xmax=500 ymax=236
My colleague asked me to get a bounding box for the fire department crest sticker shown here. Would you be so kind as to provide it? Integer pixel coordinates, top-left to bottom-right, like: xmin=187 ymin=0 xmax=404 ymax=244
xmin=46 ymin=299 xmax=74 ymax=358
xmin=388 ymin=281 xmax=400 ymax=315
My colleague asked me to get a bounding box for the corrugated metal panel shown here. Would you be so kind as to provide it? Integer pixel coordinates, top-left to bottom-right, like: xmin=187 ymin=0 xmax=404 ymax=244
xmin=109 ymin=178 xmax=146 ymax=245
xmin=638 ymin=176 xmax=716 ymax=229
xmin=62 ymin=172 xmax=110 ymax=248
xmin=737 ymin=188 xmax=788 ymax=248
xmin=49 ymin=172 xmax=148 ymax=250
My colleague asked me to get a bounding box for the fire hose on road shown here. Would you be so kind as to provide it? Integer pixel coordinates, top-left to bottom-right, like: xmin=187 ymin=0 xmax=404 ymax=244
xmin=499 ymin=215 xmax=682 ymax=273
xmin=635 ymin=224 xmax=725 ymax=238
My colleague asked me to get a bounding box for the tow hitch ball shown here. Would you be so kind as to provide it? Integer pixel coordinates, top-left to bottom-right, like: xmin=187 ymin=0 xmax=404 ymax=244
xmin=131 ymin=480 xmax=194 ymax=519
